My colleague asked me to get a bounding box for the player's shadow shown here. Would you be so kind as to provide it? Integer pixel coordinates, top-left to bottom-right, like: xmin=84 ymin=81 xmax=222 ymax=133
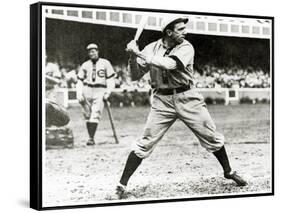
xmin=17 ymin=199 xmax=29 ymax=208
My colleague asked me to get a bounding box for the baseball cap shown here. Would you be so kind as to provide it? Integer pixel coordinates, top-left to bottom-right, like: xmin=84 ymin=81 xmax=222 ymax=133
xmin=86 ymin=43 xmax=99 ymax=50
xmin=160 ymin=16 xmax=189 ymax=32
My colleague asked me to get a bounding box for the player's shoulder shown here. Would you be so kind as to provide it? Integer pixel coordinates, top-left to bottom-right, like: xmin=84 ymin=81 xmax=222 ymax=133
xmin=181 ymin=39 xmax=194 ymax=49
xmin=81 ymin=59 xmax=92 ymax=67
xmin=98 ymin=58 xmax=110 ymax=63
xmin=147 ymin=40 xmax=159 ymax=47
xmin=144 ymin=40 xmax=159 ymax=50
xmin=177 ymin=39 xmax=194 ymax=53
xmin=141 ymin=40 xmax=161 ymax=54
xmin=98 ymin=58 xmax=113 ymax=66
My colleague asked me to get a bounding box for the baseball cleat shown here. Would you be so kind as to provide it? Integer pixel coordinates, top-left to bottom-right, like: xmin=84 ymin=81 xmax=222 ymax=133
xmin=113 ymin=184 xmax=126 ymax=200
xmin=224 ymin=171 xmax=247 ymax=186
xmin=105 ymin=184 xmax=126 ymax=200
xmin=86 ymin=138 xmax=95 ymax=146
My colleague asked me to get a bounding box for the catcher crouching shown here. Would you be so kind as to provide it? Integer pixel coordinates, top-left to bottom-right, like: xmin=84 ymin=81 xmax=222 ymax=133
xmin=45 ymin=71 xmax=74 ymax=149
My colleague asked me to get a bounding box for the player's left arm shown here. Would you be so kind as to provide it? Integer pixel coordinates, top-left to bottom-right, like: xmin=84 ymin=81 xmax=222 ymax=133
xmin=168 ymin=44 xmax=194 ymax=71
xmin=145 ymin=55 xmax=177 ymax=70
xmin=104 ymin=60 xmax=116 ymax=100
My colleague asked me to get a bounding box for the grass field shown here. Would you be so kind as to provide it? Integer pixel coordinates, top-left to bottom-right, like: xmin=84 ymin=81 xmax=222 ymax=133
xmin=43 ymin=103 xmax=272 ymax=207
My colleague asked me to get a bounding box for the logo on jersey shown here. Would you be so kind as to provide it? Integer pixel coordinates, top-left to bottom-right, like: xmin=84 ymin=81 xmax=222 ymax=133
xmin=97 ymin=69 xmax=105 ymax=78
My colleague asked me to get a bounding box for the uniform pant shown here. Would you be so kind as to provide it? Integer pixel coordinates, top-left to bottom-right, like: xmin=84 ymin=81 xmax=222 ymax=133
xmin=132 ymin=89 xmax=224 ymax=159
xmin=83 ymin=87 xmax=106 ymax=123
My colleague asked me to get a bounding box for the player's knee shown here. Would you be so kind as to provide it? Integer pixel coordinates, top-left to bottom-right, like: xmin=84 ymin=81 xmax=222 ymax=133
xmin=131 ymin=140 xmax=154 ymax=159
xmin=89 ymin=112 xmax=101 ymax=123
xmin=214 ymin=132 xmax=224 ymax=145
xmin=198 ymin=131 xmax=225 ymax=152
xmin=208 ymin=132 xmax=225 ymax=151
xmin=89 ymin=118 xmax=100 ymax=123
xmin=133 ymin=150 xmax=151 ymax=159
xmin=209 ymin=131 xmax=224 ymax=145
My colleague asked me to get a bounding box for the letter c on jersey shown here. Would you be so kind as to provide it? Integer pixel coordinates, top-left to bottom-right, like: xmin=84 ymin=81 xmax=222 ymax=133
xmin=97 ymin=69 xmax=105 ymax=78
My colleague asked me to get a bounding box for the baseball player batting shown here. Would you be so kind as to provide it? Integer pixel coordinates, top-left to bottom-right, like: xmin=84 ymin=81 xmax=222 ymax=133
xmin=112 ymin=15 xmax=247 ymax=199
xmin=76 ymin=43 xmax=115 ymax=146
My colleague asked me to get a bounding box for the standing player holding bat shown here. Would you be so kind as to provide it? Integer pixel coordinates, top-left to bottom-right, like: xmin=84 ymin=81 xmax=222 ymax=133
xmin=76 ymin=43 xmax=116 ymax=146
xmin=112 ymin=16 xmax=247 ymax=199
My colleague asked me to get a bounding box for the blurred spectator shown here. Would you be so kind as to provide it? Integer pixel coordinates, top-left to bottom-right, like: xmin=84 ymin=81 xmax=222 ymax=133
xmin=45 ymin=55 xmax=61 ymax=80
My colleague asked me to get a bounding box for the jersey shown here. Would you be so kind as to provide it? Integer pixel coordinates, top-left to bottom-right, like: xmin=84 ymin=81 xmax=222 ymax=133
xmin=78 ymin=58 xmax=115 ymax=87
xmin=139 ymin=39 xmax=194 ymax=89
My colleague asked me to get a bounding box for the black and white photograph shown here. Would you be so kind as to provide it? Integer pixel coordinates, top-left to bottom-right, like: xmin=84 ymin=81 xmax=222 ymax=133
xmin=30 ymin=1 xmax=273 ymax=210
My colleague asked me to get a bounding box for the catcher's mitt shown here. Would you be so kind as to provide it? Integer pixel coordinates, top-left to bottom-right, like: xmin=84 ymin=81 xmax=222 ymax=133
xmin=46 ymin=99 xmax=70 ymax=127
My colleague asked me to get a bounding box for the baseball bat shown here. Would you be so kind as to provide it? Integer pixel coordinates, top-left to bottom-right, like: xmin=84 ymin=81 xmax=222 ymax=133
xmin=104 ymin=101 xmax=119 ymax=144
xmin=126 ymin=15 xmax=148 ymax=56
xmin=46 ymin=75 xmax=61 ymax=84
xmin=134 ymin=15 xmax=148 ymax=41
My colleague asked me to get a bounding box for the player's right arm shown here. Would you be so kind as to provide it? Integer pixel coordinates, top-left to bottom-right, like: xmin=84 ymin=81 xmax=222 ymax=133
xmin=76 ymin=63 xmax=86 ymax=102
xmin=127 ymin=40 xmax=150 ymax=81
xmin=128 ymin=55 xmax=149 ymax=81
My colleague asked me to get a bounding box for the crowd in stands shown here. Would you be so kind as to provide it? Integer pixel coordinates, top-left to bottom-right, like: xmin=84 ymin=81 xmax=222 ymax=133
xmin=46 ymin=61 xmax=271 ymax=90
xmin=112 ymin=64 xmax=270 ymax=89
xmin=194 ymin=64 xmax=270 ymax=89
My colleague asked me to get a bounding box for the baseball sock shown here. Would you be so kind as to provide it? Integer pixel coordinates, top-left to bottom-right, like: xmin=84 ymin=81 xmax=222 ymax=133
xmin=213 ymin=146 xmax=232 ymax=174
xmin=119 ymin=151 xmax=143 ymax=186
xmin=86 ymin=122 xmax=98 ymax=139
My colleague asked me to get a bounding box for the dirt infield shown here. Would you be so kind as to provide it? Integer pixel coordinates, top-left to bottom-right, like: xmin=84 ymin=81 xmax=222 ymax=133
xmin=43 ymin=104 xmax=271 ymax=207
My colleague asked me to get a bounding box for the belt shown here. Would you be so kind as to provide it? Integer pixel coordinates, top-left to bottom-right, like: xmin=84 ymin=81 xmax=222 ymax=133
xmin=84 ymin=83 xmax=106 ymax=88
xmin=155 ymin=85 xmax=191 ymax=95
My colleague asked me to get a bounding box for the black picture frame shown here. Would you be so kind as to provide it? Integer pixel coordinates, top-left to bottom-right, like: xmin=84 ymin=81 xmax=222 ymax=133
xmin=30 ymin=1 xmax=274 ymax=210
